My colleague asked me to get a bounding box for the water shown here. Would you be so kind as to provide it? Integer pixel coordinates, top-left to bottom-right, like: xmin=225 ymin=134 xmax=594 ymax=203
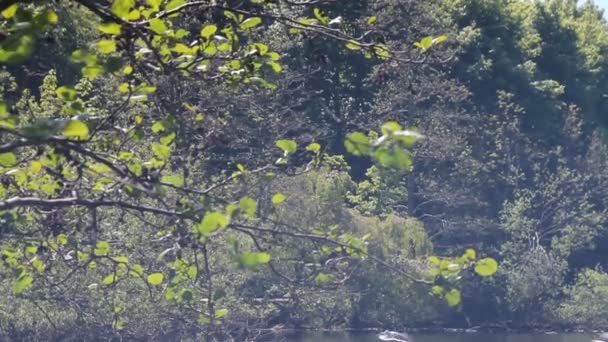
xmin=285 ymin=332 xmax=595 ymax=342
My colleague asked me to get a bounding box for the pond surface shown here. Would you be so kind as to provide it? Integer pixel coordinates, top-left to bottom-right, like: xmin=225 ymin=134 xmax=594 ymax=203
xmin=285 ymin=332 xmax=595 ymax=342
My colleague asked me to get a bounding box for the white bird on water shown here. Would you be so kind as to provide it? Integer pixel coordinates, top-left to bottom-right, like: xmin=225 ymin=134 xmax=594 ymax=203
xmin=378 ymin=330 xmax=413 ymax=342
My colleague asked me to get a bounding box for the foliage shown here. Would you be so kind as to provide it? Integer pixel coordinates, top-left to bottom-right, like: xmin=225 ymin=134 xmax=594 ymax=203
xmin=0 ymin=0 xmax=499 ymax=340
xmin=4 ymin=0 xmax=608 ymax=337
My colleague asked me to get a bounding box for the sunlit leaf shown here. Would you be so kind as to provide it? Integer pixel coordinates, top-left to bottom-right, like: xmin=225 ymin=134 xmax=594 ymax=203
xmin=13 ymin=273 xmax=33 ymax=294
xmin=1 ymin=4 xmax=17 ymax=19
xmin=31 ymin=259 xmax=45 ymax=273
xmin=198 ymin=211 xmax=229 ymax=235
xmin=165 ymin=0 xmax=186 ymax=11
xmin=276 ymin=139 xmax=297 ymax=154
xmin=47 ymin=11 xmax=58 ymax=24
xmin=272 ymin=193 xmax=286 ymax=204
xmin=149 ymin=18 xmax=168 ymax=35
xmin=146 ymin=0 xmax=162 ymax=9
xmin=474 ymin=258 xmax=498 ymax=277
xmin=306 ymin=142 xmax=321 ymax=153
xmin=0 ymin=152 xmax=16 ymax=167
xmin=464 ymin=248 xmax=476 ymax=261
xmin=63 ymin=120 xmax=89 ymax=140
xmin=99 ymin=22 xmax=122 ymax=35
xmin=147 ymin=272 xmax=164 ymax=285
xmin=315 ymin=273 xmax=329 ymax=283
xmin=94 ymin=241 xmax=110 ymax=256
xmin=239 ymin=196 xmax=257 ymax=217
xmin=98 ymin=39 xmax=117 ymax=54
xmin=238 ymin=252 xmax=271 ymax=268
xmin=103 ymin=273 xmax=117 ymax=285
xmin=240 ymin=17 xmax=262 ymax=30
xmin=56 ymin=86 xmax=77 ymax=101
xmin=152 ymin=143 xmax=171 ymax=159
xmin=432 ymin=35 xmax=448 ymax=45
xmin=57 ymin=234 xmax=68 ymax=245
xmin=161 ymin=174 xmax=184 ymax=187
xmin=345 ymin=41 xmax=362 ymax=50
xmin=445 ymin=289 xmax=461 ymax=307
xmin=431 ymin=285 xmax=444 ymax=296
xmin=214 ymin=308 xmax=229 ymax=318
xmin=111 ymin=0 xmax=135 ymax=18
xmin=344 ymin=132 xmax=370 ymax=156
xmin=200 ymin=24 xmax=217 ymax=39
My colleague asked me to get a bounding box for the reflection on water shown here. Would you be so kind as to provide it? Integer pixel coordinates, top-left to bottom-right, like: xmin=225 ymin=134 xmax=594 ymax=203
xmin=285 ymin=332 xmax=594 ymax=342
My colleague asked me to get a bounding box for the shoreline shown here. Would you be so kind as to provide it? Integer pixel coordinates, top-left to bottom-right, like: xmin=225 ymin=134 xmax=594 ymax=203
xmin=274 ymin=326 xmax=602 ymax=335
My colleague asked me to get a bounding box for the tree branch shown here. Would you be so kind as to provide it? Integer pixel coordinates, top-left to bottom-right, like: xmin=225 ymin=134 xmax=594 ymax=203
xmin=0 ymin=196 xmax=183 ymax=217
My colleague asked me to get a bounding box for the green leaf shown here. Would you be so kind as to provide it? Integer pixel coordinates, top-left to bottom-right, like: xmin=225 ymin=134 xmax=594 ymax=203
xmin=375 ymin=148 xmax=412 ymax=170
xmin=149 ymin=18 xmax=168 ymax=35
xmin=0 ymin=152 xmax=17 ymax=167
xmin=464 ymin=248 xmax=476 ymax=261
xmin=275 ymin=139 xmax=297 ymax=154
xmin=272 ymin=193 xmax=286 ymax=205
xmin=151 ymin=121 xmax=165 ymax=133
xmin=381 ymin=121 xmax=402 ymax=135
xmin=57 ymin=234 xmax=68 ymax=245
xmin=474 ymin=258 xmax=498 ymax=277
xmin=103 ymin=273 xmax=117 ymax=285
xmin=238 ymin=196 xmax=257 ymax=217
xmin=131 ymin=264 xmax=144 ymax=276
xmin=111 ymin=0 xmax=135 ymax=18
xmin=428 ymin=255 xmax=441 ymax=265
xmin=240 ymin=17 xmax=262 ymax=30
xmin=147 ymin=272 xmax=164 ymax=285
xmin=344 ymin=132 xmax=370 ymax=156
xmin=160 ymin=132 xmax=176 ymax=145
xmin=200 ymin=24 xmax=217 ymax=39
xmin=445 ymin=288 xmax=461 ymax=307
xmin=431 ymin=285 xmax=444 ymax=296
xmin=268 ymin=61 xmax=282 ymax=73
xmin=63 ymin=120 xmax=89 ymax=140
xmin=99 ymin=23 xmax=122 ymax=35
xmin=161 ymin=174 xmax=184 ymax=187
xmin=56 ymin=86 xmax=77 ymax=101
xmin=214 ymin=308 xmax=229 ymax=318
xmin=432 ymin=35 xmax=448 ymax=45
xmin=224 ymin=10 xmax=239 ymax=22
xmin=13 ymin=273 xmax=33 ymax=295
xmin=31 ymin=259 xmax=45 ymax=273
xmin=238 ymin=252 xmax=271 ymax=267
xmin=165 ymin=0 xmax=186 ymax=11
xmin=98 ymin=39 xmax=117 ymax=54
xmin=112 ymin=256 xmax=128 ymax=264
xmin=94 ymin=241 xmax=110 ymax=256
xmin=315 ymin=273 xmax=329 ymax=283
xmin=198 ymin=211 xmax=229 ymax=235
xmin=152 ymin=143 xmax=171 ymax=159
xmin=367 ymin=16 xmax=377 ymax=25
xmin=82 ymin=65 xmax=103 ymax=79
xmin=118 ymin=83 xmax=130 ymax=93
xmin=146 ymin=0 xmax=162 ymax=9
xmin=306 ymin=142 xmax=321 ymax=153
xmin=417 ymin=36 xmax=433 ymax=50
xmin=345 ymin=41 xmax=362 ymax=50
xmin=1 ymin=4 xmax=17 ymax=19
xmin=46 ymin=10 xmax=58 ymax=23
xmin=187 ymin=265 xmax=197 ymax=279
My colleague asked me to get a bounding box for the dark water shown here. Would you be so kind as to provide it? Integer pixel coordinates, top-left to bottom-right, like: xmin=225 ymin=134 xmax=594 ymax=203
xmin=285 ymin=332 xmax=594 ymax=342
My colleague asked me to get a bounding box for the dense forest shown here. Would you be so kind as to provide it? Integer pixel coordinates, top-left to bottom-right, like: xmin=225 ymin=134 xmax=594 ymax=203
xmin=0 ymin=0 xmax=608 ymax=340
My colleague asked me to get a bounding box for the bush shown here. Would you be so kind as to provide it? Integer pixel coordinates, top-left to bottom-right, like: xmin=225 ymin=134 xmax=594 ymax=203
xmin=558 ymin=268 xmax=608 ymax=328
